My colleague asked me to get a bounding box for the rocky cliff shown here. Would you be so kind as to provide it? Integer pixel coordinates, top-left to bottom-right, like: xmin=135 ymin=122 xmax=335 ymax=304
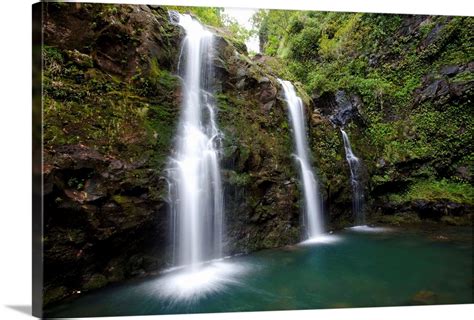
xmin=41 ymin=3 xmax=307 ymax=305
xmin=256 ymin=11 xmax=473 ymax=227
xmin=41 ymin=3 xmax=473 ymax=307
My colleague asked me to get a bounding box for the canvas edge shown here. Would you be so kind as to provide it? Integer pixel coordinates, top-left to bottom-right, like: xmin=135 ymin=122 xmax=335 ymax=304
xmin=32 ymin=1 xmax=44 ymax=318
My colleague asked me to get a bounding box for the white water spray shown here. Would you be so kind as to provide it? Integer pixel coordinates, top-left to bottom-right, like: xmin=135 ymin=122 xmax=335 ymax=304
xmin=279 ymin=79 xmax=324 ymax=238
xmin=167 ymin=13 xmax=224 ymax=269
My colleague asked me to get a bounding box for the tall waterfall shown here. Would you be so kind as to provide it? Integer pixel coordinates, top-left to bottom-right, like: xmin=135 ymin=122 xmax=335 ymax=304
xmin=279 ymin=80 xmax=324 ymax=238
xmin=340 ymin=128 xmax=365 ymax=225
xmin=168 ymin=13 xmax=224 ymax=268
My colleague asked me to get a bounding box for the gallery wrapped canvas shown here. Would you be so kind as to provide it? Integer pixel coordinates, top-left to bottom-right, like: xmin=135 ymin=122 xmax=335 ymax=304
xmin=32 ymin=1 xmax=473 ymax=318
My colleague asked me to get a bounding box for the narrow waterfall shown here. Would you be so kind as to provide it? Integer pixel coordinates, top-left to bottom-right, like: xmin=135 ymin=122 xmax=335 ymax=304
xmin=279 ymin=80 xmax=324 ymax=238
xmin=340 ymin=128 xmax=365 ymax=225
xmin=168 ymin=13 xmax=224 ymax=268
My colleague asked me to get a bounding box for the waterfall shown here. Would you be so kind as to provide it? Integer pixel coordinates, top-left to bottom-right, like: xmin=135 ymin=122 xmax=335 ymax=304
xmin=278 ymin=79 xmax=324 ymax=238
xmin=167 ymin=13 xmax=224 ymax=269
xmin=340 ymin=128 xmax=365 ymax=225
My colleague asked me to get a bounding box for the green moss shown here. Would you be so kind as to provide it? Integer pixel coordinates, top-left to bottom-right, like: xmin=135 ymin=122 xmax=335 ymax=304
xmin=389 ymin=179 xmax=474 ymax=205
xmin=166 ymin=6 xmax=224 ymax=27
xmin=112 ymin=195 xmax=132 ymax=205
xmin=451 ymin=70 xmax=474 ymax=83
xmin=132 ymin=59 xmax=178 ymax=98
xmin=44 ymin=286 xmax=68 ymax=306
xmin=378 ymin=213 xmax=422 ymax=226
xmin=43 ymin=45 xmax=64 ymax=76
xmin=82 ymin=273 xmax=108 ymax=291
xmin=440 ymin=215 xmax=470 ymax=226
xmin=228 ymin=171 xmax=251 ymax=187
xmin=42 ymin=42 xmax=180 ymax=172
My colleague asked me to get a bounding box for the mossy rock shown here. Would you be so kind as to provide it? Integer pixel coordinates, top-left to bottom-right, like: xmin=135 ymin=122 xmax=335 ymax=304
xmin=82 ymin=273 xmax=108 ymax=291
xmin=44 ymin=286 xmax=68 ymax=306
xmin=410 ymin=290 xmax=438 ymax=305
xmin=377 ymin=213 xmax=422 ymax=226
xmin=440 ymin=215 xmax=471 ymax=226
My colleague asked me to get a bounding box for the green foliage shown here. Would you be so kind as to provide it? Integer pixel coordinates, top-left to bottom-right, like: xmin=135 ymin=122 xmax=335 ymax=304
xmin=167 ymin=6 xmax=252 ymax=48
xmin=251 ymin=9 xmax=296 ymax=56
xmin=250 ymin=10 xmax=473 ymax=220
xmin=318 ymin=13 xmax=363 ymax=60
xmin=132 ymin=57 xmax=178 ymax=98
xmin=43 ymin=45 xmax=64 ymax=76
xmin=167 ymin=6 xmax=224 ymax=27
xmin=221 ymin=14 xmax=252 ymax=45
xmin=288 ymin=25 xmax=321 ymax=60
xmin=389 ymin=179 xmax=474 ymax=205
xmin=228 ymin=171 xmax=251 ymax=187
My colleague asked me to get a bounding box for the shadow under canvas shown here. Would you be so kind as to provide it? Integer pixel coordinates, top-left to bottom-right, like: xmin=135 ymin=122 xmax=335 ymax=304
xmin=5 ymin=305 xmax=32 ymax=316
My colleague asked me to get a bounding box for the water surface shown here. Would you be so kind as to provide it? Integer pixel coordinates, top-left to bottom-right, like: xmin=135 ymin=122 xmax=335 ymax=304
xmin=46 ymin=226 xmax=473 ymax=317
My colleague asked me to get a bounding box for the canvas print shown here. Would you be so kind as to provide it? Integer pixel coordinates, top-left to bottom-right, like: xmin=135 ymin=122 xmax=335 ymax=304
xmin=32 ymin=1 xmax=473 ymax=318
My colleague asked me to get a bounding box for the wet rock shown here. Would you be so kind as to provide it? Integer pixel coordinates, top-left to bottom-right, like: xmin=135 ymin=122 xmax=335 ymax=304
xmin=312 ymin=91 xmax=338 ymax=116
xmin=411 ymin=290 xmax=437 ymax=305
xmin=398 ymin=15 xmax=429 ymax=37
xmin=236 ymin=66 xmax=248 ymax=79
xmin=262 ymin=101 xmax=275 ymax=112
xmin=377 ymin=198 xmax=473 ymax=225
xmin=331 ymin=302 xmax=352 ymax=308
xmin=44 ymin=143 xmax=167 ymax=304
xmin=259 ymin=83 xmax=277 ymax=104
xmin=311 ymin=109 xmax=325 ymax=125
xmin=313 ymin=90 xmax=363 ymax=127
xmin=414 ymin=69 xmax=473 ymax=105
xmin=455 ymin=166 xmax=471 ymax=181
xmin=440 ymin=215 xmax=468 ymax=226
xmin=440 ymin=65 xmax=459 ymax=77
xmin=236 ymin=78 xmax=246 ymax=90
xmin=421 ymin=23 xmax=444 ymax=48
xmin=43 ymin=286 xmax=68 ymax=306
xmin=368 ymin=53 xmax=378 ymax=67
xmin=82 ymin=273 xmax=108 ymax=291
xmin=44 ymin=3 xmax=181 ymax=78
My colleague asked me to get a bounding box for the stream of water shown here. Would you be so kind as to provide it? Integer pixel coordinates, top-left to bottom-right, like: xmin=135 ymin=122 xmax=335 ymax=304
xmin=341 ymin=128 xmax=365 ymax=225
xmin=279 ymin=79 xmax=324 ymax=238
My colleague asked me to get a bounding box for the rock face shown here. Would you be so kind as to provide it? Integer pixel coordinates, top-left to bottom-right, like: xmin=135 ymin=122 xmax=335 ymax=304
xmin=312 ymin=90 xmax=364 ymax=128
xmin=279 ymin=14 xmax=474 ymax=228
xmin=42 ymin=3 xmax=184 ymax=305
xmin=43 ymin=146 xmax=169 ymax=305
xmin=363 ymin=16 xmax=474 ymax=226
xmin=41 ymin=3 xmax=305 ymax=305
xmin=44 ymin=3 xmax=180 ymax=77
xmin=212 ymin=37 xmax=304 ymax=253
xmin=414 ymin=62 xmax=474 ymax=106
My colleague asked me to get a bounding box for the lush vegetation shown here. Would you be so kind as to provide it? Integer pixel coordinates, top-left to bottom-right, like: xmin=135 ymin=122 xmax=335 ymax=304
xmin=167 ymin=6 xmax=224 ymax=27
xmin=252 ymin=10 xmax=474 ymax=208
xmin=169 ymin=6 xmax=251 ymax=44
xmin=389 ymin=179 xmax=474 ymax=205
xmin=42 ymin=45 xmax=178 ymax=169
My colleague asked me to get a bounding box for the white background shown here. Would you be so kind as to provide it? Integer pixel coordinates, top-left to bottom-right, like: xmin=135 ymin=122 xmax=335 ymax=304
xmin=0 ymin=0 xmax=472 ymax=319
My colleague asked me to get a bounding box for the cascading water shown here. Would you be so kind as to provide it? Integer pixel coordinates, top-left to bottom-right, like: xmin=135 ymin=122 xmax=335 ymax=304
xmin=278 ymin=79 xmax=324 ymax=239
xmin=340 ymin=128 xmax=365 ymax=225
xmin=167 ymin=13 xmax=224 ymax=269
